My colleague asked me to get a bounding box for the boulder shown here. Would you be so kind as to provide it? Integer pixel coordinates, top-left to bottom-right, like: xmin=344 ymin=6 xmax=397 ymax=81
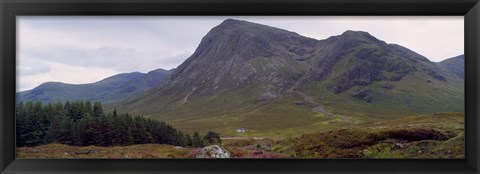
xmin=195 ymin=145 xmax=231 ymax=158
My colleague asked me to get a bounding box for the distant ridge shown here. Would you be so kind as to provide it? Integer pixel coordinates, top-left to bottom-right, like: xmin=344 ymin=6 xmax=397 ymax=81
xmin=17 ymin=69 xmax=173 ymax=103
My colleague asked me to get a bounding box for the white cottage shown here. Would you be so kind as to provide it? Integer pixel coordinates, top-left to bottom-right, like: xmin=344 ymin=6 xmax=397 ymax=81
xmin=236 ymin=128 xmax=246 ymax=133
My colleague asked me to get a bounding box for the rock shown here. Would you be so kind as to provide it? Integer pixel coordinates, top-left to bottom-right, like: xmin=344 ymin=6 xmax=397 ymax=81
xmin=295 ymin=101 xmax=305 ymax=105
xmin=255 ymin=142 xmax=272 ymax=150
xmin=390 ymin=74 xmax=406 ymax=81
xmin=422 ymin=68 xmax=447 ymax=81
xmin=381 ymin=83 xmax=395 ymax=90
xmin=333 ymin=61 xmax=382 ymax=93
xmin=195 ymin=145 xmax=231 ymax=158
xmin=258 ymin=90 xmax=279 ymax=101
xmin=257 ymin=85 xmax=283 ymax=102
xmin=394 ymin=143 xmax=404 ymax=149
xmin=379 ymin=83 xmax=394 ymax=93
xmin=350 ymin=89 xmax=371 ymax=101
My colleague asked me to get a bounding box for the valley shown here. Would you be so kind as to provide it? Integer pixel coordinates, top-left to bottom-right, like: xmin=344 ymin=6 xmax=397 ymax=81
xmin=17 ymin=112 xmax=464 ymax=158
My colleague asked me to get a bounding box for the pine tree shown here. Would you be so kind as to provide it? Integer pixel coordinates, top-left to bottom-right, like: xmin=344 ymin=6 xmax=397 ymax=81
xmin=19 ymin=101 xmax=35 ymax=146
xmin=186 ymin=134 xmax=193 ymax=147
xmin=132 ymin=116 xmax=148 ymax=144
xmin=93 ymin=102 xmax=104 ymax=118
xmin=24 ymin=101 xmax=49 ymax=146
xmin=45 ymin=115 xmax=62 ymax=143
xmin=16 ymin=101 xmax=27 ymax=147
xmin=59 ymin=118 xmax=74 ymax=145
xmin=125 ymin=126 xmax=134 ymax=146
xmin=177 ymin=131 xmax=187 ymax=147
xmin=69 ymin=101 xmax=84 ymax=121
xmin=63 ymin=100 xmax=71 ymax=116
xmin=71 ymin=120 xmax=83 ymax=146
xmin=84 ymin=100 xmax=92 ymax=116
xmin=53 ymin=101 xmax=64 ymax=117
xmin=192 ymin=131 xmax=205 ymax=147
xmin=82 ymin=114 xmax=98 ymax=145
xmin=110 ymin=113 xmax=123 ymax=145
xmin=98 ymin=114 xmax=115 ymax=146
xmin=44 ymin=103 xmax=54 ymax=121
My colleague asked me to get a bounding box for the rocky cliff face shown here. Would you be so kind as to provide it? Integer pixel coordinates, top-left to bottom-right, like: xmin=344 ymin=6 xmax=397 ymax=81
xmin=115 ymin=19 xmax=464 ymax=120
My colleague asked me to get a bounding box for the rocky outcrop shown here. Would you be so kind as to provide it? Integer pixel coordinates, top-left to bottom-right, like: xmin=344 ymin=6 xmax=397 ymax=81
xmin=350 ymin=89 xmax=372 ymax=103
xmin=334 ymin=62 xmax=382 ymax=94
xmin=422 ymin=68 xmax=447 ymax=81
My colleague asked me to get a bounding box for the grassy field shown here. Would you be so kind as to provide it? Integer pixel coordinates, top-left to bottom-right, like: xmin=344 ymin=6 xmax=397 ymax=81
xmin=222 ymin=112 xmax=464 ymax=158
xmin=165 ymin=92 xmax=376 ymax=138
xmin=17 ymin=112 xmax=464 ymax=159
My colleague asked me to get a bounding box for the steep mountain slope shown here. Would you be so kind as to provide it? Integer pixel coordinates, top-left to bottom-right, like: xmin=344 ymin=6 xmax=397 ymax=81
xmin=437 ymin=55 xmax=464 ymax=79
xmin=18 ymin=69 xmax=172 ymax=103
xmin=114 ymin=19 xmax=464 ymax=134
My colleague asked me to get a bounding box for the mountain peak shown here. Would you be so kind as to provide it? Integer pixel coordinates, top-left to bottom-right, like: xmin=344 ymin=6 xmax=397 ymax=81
xmin=218 ymin=18 xmax=268 ymax=27
xmin=326 ymin=30 xmax=386 ymax=46
xmin=148 ymin=68 xmax=173 ymax=75
xmin=38 ymin=82 xmax=64 ymax=88
xmin=188 ymin=18 xmax=311 ymax=64
xmin=220 ymin=18 xmax=245 ymax=25
xmin=339 ymin=30 xmax=380 ymax=40
xmin=215 ymin=18 xmax=254 ymax=30
xmin=341 ymin=30 xmax=371 ymax=36
xmin=211 ymin=18 xmax=293 ymax=35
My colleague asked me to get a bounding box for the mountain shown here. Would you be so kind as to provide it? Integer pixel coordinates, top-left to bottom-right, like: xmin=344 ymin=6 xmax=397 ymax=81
xmin=114 ymin=19 xmax=463 ymax=134
xmin=437 ymin=55 xmax=464 ymax=79
xmin=18 ymin=69 xmax=173 ymax=104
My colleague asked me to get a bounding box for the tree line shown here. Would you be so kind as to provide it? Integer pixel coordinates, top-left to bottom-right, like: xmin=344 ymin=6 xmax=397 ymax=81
xmin=16 ymin=100 xmax=221 ymax=147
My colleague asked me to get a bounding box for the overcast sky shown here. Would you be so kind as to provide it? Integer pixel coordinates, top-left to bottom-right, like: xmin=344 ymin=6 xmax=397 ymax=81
xmin=17 ymin=16 xmax=464 ymax=92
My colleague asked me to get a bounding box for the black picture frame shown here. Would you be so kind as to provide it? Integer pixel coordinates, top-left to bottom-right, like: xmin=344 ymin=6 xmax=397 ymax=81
xmin=1 ymin=0 xmax=479 ymax=173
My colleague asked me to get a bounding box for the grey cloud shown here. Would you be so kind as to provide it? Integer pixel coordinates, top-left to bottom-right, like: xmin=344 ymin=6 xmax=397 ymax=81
xmin=18 ymin=63 xmax=51 ymax=76
xmin=17 ymin=57 xmax=52 ymax=76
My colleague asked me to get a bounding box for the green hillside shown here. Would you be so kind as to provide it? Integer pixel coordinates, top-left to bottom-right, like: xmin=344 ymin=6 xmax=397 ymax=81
xmin=437 ymin=54 xmax=464 ymax=79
